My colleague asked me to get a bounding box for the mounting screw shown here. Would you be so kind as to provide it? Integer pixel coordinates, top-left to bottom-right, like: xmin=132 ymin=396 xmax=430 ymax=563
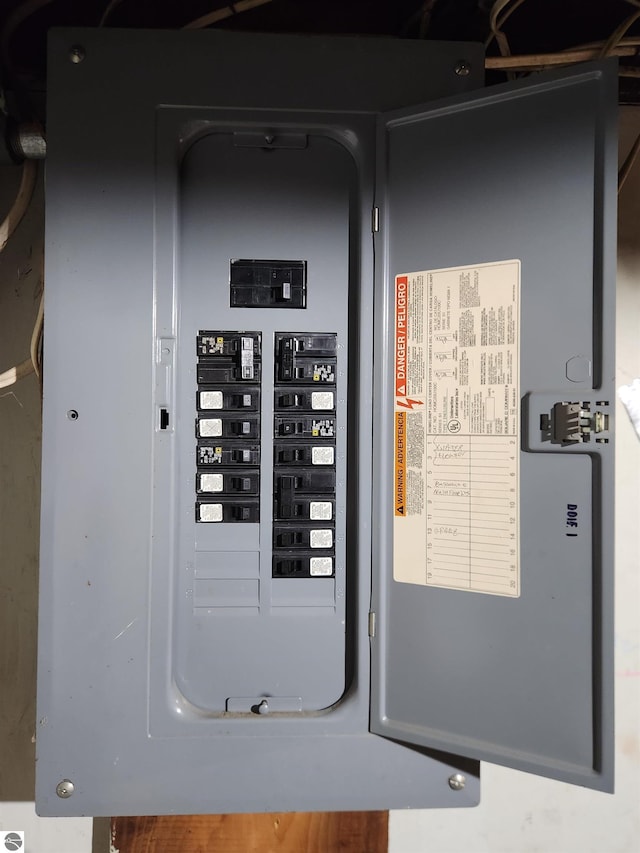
xmin=69 ymin=45 xmax=85 ymax=64
xmin=67 ymin=409 xmax=79 ymax=420
xmin=56 ymin=779 xmax=75 ymax=798
xmin=448 ymin=773 xmax=466 ymax=791
xmin=454 ymin=61 xmax=471 ymax=77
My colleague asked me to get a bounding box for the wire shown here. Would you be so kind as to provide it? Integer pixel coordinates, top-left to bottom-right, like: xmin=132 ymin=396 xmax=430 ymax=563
xmin=600 ymin=8 xmax=640 ymax=58
xmin=183 ymin=0 xmax=274 ymax=29
xmin=30 ymin=289 xmax=43 ymax=378
xmin=565 ymin=37 xmax=640 ymax=51
xmin=0 ymin=161 xmax=41 ymax=392
xmin=0 ymin=357 xmax=34 ymax=389
xmin=486 ymin=0 xmax=527 ymax=54
xmin=619 ymin=132 xmax=640 ymax=193
xmin=0 ymin=263 xmax=43 ymax=394
xmin=0 ymin=159 xmax=37 ymax=254
xmin=485 ymin=44 xmax=637 ymax=71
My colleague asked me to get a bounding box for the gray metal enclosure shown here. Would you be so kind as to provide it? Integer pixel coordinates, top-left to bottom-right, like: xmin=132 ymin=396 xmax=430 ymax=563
xmin=36 ymin=28 xmax=616 ymax=817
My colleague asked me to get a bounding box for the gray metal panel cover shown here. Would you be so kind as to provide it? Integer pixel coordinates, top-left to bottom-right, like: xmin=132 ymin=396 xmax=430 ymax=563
xmin=371 ymin=64 xmax=617 ymax=791
xmin=37 ymin=28 xmax=484 ymax=816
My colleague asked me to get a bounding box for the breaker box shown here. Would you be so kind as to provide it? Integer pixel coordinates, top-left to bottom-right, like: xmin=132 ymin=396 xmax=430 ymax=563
xmin=36 ymin=29 xmax=616 ymax=816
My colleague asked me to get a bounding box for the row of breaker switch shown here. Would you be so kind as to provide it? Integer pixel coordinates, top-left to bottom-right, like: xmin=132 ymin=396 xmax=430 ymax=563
xmin=195 ymin=331 xmax=262 ymax=523
xmin=272 ymin=333 xmax=337 ymax=578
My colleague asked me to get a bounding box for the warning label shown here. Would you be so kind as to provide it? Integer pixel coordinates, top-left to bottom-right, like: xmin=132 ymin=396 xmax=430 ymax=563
xmin=395 ymin=412 xmax=406 ymax=515
xmin=393 ymin=260 xmax=521 ymax=597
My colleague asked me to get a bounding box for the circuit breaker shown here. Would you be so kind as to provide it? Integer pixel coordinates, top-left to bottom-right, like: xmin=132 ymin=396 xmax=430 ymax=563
xmin=36 ymin=28 xmax=616 ymax=816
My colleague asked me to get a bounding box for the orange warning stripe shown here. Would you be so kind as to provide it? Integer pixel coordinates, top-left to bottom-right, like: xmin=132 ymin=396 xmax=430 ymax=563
xmin=395 ymin=411 xmax=406 ymax=516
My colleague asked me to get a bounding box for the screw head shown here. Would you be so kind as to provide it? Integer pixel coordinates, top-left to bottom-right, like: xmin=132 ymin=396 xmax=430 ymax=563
xmin=56 ymin=779 xmax=75 ymax=798
xmin=69 ymin=46 xmax=85 ymax=64
xmin=67 ymin=409 xmax=79 ymax=420
xmin=454 ymin=61 xmax=471 ymax=77
xmin=448 ymin=773 xmax=466 ymax=791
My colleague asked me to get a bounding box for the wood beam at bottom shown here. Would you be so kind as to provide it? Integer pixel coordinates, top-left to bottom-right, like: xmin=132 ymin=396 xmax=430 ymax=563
xmin=111 ymin=811 xmax=389 ymax=853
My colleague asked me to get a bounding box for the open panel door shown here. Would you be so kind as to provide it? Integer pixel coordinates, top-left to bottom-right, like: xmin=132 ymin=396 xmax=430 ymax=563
xmin=371 ymin=63 xmax=617 ymax=791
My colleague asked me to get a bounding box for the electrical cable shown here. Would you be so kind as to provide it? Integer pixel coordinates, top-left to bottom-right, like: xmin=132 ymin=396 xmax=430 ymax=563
xmin=0 ymin=270 xmax=43 ymax=394
xmin=599 ymin=8 xmax=640 ymax=58
xmin=0 ymin=160 xmax=40 ymax=392
xmin=486 ymin=0 xmax=527 ymax=55
xmin=619 ymin=132 xmax=640 ymax=192
xmin=485 ymin=43 xmax=637 ymax=71
xmin=0 ymin=159 xmax=37 ymax=253
xmin=183 ymin=0 xmax=273 ymax=29
xmin=485 ymin=0 xmax=640 ymax=75
xmin=0 ymin=357 xmax=33 ymax=389
xmin=30 ymin=288 xmax=43 ymax=378
xmin=565 ymin=37 xmax=640 ymax=51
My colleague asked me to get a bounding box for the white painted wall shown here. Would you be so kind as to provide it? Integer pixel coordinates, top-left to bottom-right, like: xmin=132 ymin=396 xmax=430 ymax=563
xmin=0 ymin=107 xmax=637 ymax=853
xmin=389 ymin=107 xmax=640 ymax=853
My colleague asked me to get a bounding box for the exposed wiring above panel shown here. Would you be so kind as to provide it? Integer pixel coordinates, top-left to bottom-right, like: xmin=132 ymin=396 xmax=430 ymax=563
xmin=0 ymin=0 xmax=638 ymax=399
xmin=183 ymin=0 xmax=274 ymax=29
xmin=0 ymin=357 xmax=33 ymax=389
xmin=0 ymin=158 xmax=36 ymax=252
xmin=0 ymin=160 xmax=40 ymax=392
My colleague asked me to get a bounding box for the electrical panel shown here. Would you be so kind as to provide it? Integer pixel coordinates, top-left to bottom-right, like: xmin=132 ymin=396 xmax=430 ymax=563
xmin=36 ymin=28 xmax=617 ymax=816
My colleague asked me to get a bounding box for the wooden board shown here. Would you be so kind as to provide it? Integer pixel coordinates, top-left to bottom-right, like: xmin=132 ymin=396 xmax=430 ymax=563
xmin=111 ymin=812 xmax=388 ymax=853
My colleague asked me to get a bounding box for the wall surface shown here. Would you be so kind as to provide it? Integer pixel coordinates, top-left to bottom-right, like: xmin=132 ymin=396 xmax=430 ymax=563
xmin=0 ymin=107 xmax=637 ymax=853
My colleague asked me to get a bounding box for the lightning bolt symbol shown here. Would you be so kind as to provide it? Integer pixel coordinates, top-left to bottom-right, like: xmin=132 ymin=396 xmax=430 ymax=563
xmin=397 ymin=397 xmax=423 ymax=410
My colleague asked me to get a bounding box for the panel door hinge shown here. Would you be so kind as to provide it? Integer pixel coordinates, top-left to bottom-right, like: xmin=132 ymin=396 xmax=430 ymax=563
xmin=371 ymin=207 xmax=379 ymax=233
xmin=368 ymin=611 xmax=376 ymax=638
